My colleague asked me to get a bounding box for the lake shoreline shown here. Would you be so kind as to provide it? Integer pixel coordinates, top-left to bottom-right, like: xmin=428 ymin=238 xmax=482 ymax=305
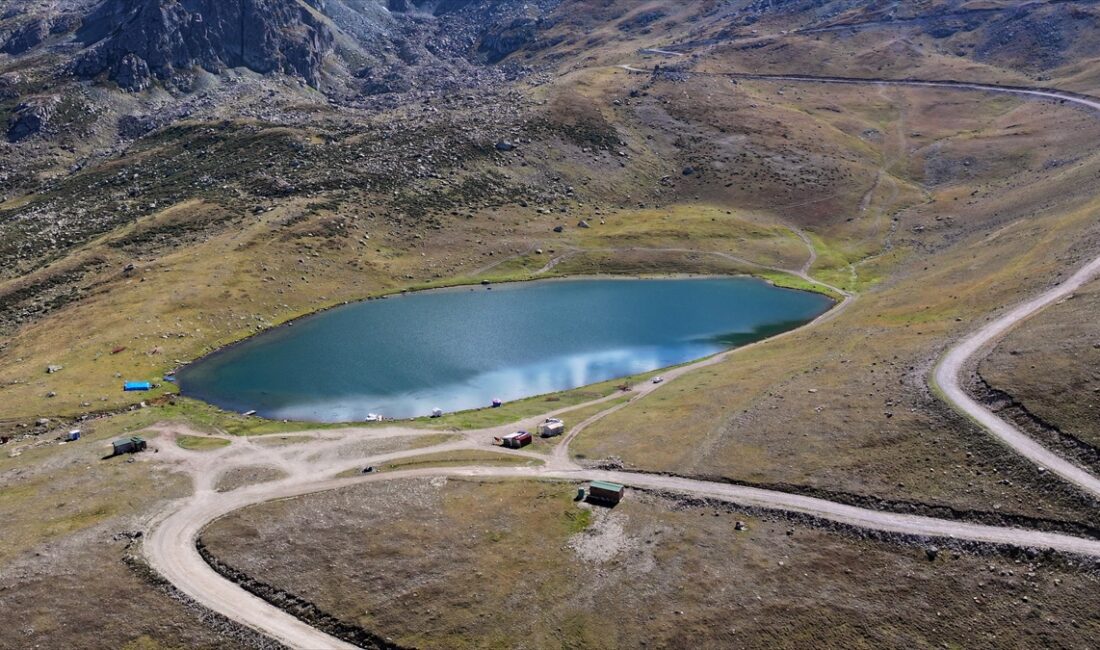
xmin=175 ymin=268 xmax=837 ymax=379
xmin=178 ymin=273 xmax=831 ymax=422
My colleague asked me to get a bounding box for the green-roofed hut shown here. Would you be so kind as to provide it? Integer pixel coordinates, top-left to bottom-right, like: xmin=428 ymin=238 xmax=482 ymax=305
xmin=112 ymin=436 xmax=147 ymax=456
xmin=588 ymin=480 xmax=625 ymax=505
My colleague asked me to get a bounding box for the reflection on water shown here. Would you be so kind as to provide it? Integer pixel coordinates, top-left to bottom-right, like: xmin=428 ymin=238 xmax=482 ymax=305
xmin=271 ymin=343 xmax=717 ymax=421
xmin=179 ymin=278 xmax=833 ymax=421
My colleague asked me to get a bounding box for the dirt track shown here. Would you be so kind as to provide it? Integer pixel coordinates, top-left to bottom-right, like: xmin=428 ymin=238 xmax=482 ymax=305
xmin=139 ymin=75 xmax=1100 ymax=649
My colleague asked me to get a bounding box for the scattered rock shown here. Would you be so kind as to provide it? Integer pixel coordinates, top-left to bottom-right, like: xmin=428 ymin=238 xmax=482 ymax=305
xmin=594 ymin=456 xmax=625 ymax=470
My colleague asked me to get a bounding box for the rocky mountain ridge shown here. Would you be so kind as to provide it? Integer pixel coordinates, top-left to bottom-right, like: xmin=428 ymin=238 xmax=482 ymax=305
xmin=1 ymin=0 xmax=1098 ymax=184
xmin=0 ymin=0 xmax=557 ymax=95
xmin=74 ymin=0 xmax=335 ymax=91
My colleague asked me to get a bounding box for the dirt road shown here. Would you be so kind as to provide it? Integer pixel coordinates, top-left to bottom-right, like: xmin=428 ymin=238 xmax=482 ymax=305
xmin=145 ymin=419 xmax=1100 ymax=650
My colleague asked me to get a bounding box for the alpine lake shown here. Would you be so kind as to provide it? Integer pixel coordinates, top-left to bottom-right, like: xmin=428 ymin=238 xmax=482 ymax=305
xmin=178 ymin=277 xmax=834 ymax=422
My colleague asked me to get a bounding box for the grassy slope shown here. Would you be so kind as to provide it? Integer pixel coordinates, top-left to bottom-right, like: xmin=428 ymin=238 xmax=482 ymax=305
xmin=573 ymin=82 xmax=1100 ymax=528
xmin=0 ymin=197 xmax=810 ymax=423
xmin=8 ymin=67 xmax=1099 ymax=528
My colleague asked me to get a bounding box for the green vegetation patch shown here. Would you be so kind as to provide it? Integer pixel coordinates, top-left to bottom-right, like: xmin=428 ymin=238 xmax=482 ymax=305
xmin=336 ymin=451 xmax=541 ymax=477
xmin=382 ymin=450 xmax=542 ymax=471
xmin=175 ymin=435 xmax=230 ymax=451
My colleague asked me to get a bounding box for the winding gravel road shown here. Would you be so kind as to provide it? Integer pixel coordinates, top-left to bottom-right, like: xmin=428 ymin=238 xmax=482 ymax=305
xmin=934 ymin=253 xmax=1100 ymax=501
xmin=139 ymin=73 xmax=1100 ymax=649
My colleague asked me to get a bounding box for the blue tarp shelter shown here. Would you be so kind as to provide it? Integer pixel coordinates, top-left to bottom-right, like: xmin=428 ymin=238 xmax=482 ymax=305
xmin=123 ymin=381 xmax=152 ymax=391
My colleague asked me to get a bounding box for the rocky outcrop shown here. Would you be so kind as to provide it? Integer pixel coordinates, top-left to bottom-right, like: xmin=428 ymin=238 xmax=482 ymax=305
xmin=0 ymin=73 xmax=18 ymax=101
xmin=74 ymin=0 xmax=334 ymax=89
xmin=477 ymin=17 xmax=538 ymax=63
xmin=113 ymin=52 xmax=153 ymax=92
xmin=7 ymin=96 xmax=61 ymax=142
xmin=2 ymin=18 xmax=50 ymax=55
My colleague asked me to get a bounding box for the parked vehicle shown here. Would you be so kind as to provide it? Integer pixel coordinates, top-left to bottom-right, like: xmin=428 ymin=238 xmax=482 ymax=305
xmin=538 ymin=418 xmax=565 ymax=438
xmin=497 ymin=431 xmax=532 ymax=448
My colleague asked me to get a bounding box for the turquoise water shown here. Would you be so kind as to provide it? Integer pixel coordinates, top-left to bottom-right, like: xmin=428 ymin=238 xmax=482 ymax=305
xmin=178 ymin=278 xmax=833 ymax=421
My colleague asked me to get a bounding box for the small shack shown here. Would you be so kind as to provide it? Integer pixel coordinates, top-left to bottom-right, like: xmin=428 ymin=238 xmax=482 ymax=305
xmin=123 ymin=381 xmax=152 ymax=392
xmin=65 ymin=429 xmax=81 ymax=442
xmin=112 ymin=436 xmax=147 ymax=456
xmin=587 ymin=481 xmax=625 ymax=505
xmin=538 ymin=418 xmax=565 ymax=438
xmin=497 ymin=431 xmax=532 ymax=449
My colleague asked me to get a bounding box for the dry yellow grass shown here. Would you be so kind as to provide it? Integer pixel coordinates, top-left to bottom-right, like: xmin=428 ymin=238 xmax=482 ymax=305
xmin=202 ymin=477 xmax=1100 ymax=649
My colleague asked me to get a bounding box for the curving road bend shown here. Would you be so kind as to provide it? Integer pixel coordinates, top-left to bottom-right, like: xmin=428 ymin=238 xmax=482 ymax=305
xmin=138 ymin=73 xmax=1100 ymax=649
xmin=148 ymin=490 xmax=363 ymax=650
xmin=934 ymin=253 xmax=1100 ymax=501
